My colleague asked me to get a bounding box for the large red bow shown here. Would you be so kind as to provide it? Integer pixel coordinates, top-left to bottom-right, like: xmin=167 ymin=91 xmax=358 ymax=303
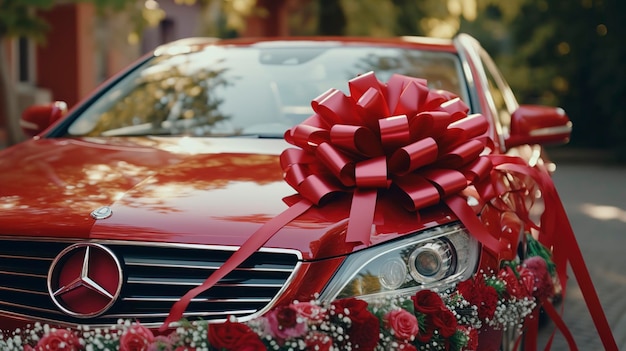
xmin=282 ymin=71 xmax=494 ymax=246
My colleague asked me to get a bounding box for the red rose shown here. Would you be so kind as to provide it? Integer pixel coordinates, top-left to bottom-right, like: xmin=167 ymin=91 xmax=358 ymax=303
xmin=498 ymin=266 xmax=530 ymax=299
xmin=332 ymin=297 xmax=370 ymax=323
xmin=416 ymin=315 xmax=435 ymax=343
xmin=332 ymin=298 xmax=380 ymax=350
xmin=276 ymin=305 xmax=298 ymax=328
xmin=174 ymin=347 xmax=196 ymax=351
xmin=459 ymin=326 xmax=478 ymax=351
xmin=119 ymin=324 xmax=155 ymax=351
xmin=457 ymin=276 xmax=499 ymax=320
xmin=456 ymin=278 xmax=478 ymax=301
xmin=347 ymin=311 xmax=380 ymax=351
xmin=305 ymin=331 xmax=333 ymax=351
xmin=411 ymin=290 xmax=446 ymax=314
xmin=230 ymin=331 xmax=265 ymax=351
xmin=208 ymin=320 xmax=257 ymax=350
xmin=33 ymin=328 xmax=82 ymax=351
xmin=432 ymin=309 xmax=458 ymax=338
xmin=518 ymin=267 xmax=536 ymax=296
xmin=478 ymin=285 xmax=499 ymax=320
xmin=384 ymin=309 xmax=419 ymax=341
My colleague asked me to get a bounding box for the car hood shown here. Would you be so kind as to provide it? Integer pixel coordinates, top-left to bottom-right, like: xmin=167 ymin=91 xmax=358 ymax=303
xmin=0 ymin=137 xmax=456 ymax=259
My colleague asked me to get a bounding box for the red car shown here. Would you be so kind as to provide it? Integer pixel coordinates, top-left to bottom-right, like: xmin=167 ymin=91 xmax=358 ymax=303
xmin=0 ymin=35 xmax=574 ymax=349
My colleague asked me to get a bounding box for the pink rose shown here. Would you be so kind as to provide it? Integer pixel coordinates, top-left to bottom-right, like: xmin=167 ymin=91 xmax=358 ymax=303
xmin=148 ymin=335 xmax=178 ymax=351
xmin=384 ymin=309 xmax=419 ymax=341
xmin=292 ymin=301 xmax=326 ymax=323
xmin=120 ymin=324 xmax=155 ymax=351
xmin=265 ymin=305 xmax=307 ymax=340
xmin=522 ymin=256 xmax=554 ymax=301
xmin=33 ymin=328 xmax=82 ymax=351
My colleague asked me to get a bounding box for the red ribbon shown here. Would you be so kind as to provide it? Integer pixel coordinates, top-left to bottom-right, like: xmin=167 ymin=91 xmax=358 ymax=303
xmin=488 ymin=155 xmax=618 ymax=351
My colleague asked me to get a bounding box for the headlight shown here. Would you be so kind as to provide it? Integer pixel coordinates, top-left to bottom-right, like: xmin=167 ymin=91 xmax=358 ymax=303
xmin=318 ymin=223 xmax=479 ymax=302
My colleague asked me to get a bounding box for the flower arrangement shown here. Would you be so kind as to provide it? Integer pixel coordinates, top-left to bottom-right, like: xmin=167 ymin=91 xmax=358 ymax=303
xmin=0 ymin=235 xmax=557 ymax=351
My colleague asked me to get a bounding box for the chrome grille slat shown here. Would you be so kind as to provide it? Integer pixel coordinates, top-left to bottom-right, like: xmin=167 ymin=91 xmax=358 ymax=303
xmin=0 ymin=270 xmax=47 ymax=279
xmin=0 ymin=301 xmax=65 ymax=316
xmin=124 ymin=297 xmax=270 ymax=303
xmin=125 ymin=260 xmax=293 ymax=272
xmin=0 ymin=254 xmax=53 ymax=261
xmin=126 ymin=277 xmax=285 ymax=288
xmin=0 ymin=238 xmax=301 ymax=326
xmin=0 ymin=286 xmax=49 ymax=295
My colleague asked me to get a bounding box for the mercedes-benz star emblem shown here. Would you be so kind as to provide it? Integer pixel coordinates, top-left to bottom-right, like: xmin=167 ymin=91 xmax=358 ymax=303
xmin=91 ymin=206 xmax=112 ymax=220
xmin=47 ymin=243 xmax=123 ymax=318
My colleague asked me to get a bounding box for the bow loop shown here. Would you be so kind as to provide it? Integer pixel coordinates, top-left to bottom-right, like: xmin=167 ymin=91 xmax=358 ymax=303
xmin=330 ymin=124 xmax=383 ymax=158
xmin=356 ymin=87 xmax=390 ymax=123
xmin=355 ymin=156 xmax=389 ymax=188
xmin=379 ymin=115 xmax=412 ymax=152
xmin=312 ymin=88 xmax=360 ymax=125
xmin=388 ymin=137 xmax=439 ymax=176
xmin=316 ymin=142 xmax=356 ymax=187
xmin=348 ymin=71 xmax=387 ymax=102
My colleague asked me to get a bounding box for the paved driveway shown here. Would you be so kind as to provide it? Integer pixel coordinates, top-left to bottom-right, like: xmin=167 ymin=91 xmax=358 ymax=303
xmin=537 ymin=163 xmax=626 ymax=349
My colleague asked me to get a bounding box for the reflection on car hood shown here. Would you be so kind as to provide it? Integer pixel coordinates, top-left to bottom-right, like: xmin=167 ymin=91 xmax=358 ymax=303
xmin=0 ymin=137 xmax=453 ymax=259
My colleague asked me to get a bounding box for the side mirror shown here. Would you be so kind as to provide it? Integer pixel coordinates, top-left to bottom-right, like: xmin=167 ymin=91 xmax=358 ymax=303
xmin=505 ymin=105 xmax=572 ymax=149
xmin=20 ymin=101 xmax=68 ymax=138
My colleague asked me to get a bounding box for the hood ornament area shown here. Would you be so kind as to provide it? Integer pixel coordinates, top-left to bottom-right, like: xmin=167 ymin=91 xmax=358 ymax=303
xmin=91 ymin=206 xmax=112 ymax=220
xmin=47 ymin=243 xmax=123 ymax=318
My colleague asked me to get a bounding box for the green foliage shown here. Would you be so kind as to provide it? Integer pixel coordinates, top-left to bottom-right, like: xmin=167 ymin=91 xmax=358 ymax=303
xmin=0 ymin=0 xmax=54 ymax=39
xmin=467 ymin=0 xmax=626 ymax=153
xmin=0 ymin=0 xmax=138 ymax=40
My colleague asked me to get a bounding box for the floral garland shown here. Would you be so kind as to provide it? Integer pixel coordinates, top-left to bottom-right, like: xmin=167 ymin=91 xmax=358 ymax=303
xmin=0 ymin=236 xmax=556 ymax=351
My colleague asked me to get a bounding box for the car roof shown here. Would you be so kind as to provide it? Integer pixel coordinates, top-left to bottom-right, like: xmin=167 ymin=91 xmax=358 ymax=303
xmin=153 ymin=36 xmax=459 ymax=57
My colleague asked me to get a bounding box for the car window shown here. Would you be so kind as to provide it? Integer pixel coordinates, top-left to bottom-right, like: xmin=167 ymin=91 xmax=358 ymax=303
xmin=66 ymin=46 xmax=467 ymax=138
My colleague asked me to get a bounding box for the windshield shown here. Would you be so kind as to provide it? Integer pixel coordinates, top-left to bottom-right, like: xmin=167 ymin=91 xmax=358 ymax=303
xmin=66 ymin=45 xmax=467 ymax=138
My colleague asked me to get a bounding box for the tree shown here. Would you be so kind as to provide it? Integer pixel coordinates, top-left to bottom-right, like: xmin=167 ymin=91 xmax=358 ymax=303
xmin=497 ymin=0 xmax=626 ymax=156
xmin=0 ymin=0 xmax=138 ymax=146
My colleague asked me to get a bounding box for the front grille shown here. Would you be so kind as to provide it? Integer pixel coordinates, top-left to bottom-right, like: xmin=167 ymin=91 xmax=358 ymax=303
xmin=0 ymin=238 xmax=301 ymax=327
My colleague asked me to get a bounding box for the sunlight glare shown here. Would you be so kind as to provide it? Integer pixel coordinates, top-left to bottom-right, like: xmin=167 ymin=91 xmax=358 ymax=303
xmin=579 ymin=203 xmax=626 ymax=223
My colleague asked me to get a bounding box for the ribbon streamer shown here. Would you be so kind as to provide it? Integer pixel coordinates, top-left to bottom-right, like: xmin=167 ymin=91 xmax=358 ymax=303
xmin=489 ymin=156 xmax=618 ymax=351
